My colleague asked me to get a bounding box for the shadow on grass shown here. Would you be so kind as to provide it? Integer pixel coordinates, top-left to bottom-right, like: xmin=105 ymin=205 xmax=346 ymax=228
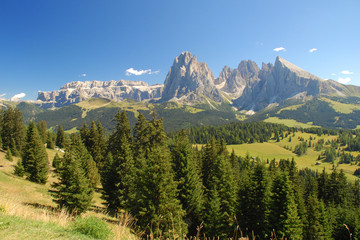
xmin=24 ymin=202 xmax=58 ymax=212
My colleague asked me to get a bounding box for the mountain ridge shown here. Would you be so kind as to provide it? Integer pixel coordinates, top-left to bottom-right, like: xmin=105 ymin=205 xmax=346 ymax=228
xmin=34 ymin=52 xmax=360 ymax=113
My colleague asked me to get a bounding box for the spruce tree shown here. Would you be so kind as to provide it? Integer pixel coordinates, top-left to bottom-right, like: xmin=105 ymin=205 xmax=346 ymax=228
xmin=133 ymin=118 xmax=187 ymax=238
xmin=170 ymin=130 xmax=204 ymax=235
xmin=36 ymin=120 xmax=47 ymax=144
xmin=132 ymin=112 xmax=149 ymax=169
xmin=70 ymin=135 xmax=100 ymax=189
xmin=202 ymin=138 xmax=237 ymax=238
xmin=14 ymin=160 xmax=25 ymax=177
xmin=88 ymin=121 xmax=106 ymax=171
xmin=1 ymin=107 xmax=25 ymax=155
xmin=304 ymin=194 xmax=326 ymax=240
xmin=22 ymin=121 xmax=49 ymax=184
xmin=203 ymin=187 xmax=223 ymax=237
xmin=269 ymin=171 xmax=303 ymax=239
xmin=52 ymin=153 xmax=62 ymax=171
xmin=51 ymin=140 xmax=93 ymax=215
xmin=46 ymin=131 xmax=55 ymax=149
xmin=5 ymin=148 xmax=13 ymax=161
xmin=238 ymin=162 xmax=271 ymax=239
xmin=95 ymin=121 xmax=107 ymax=170
xmin=103 ymin=111 xmax=135 ymax=214
xmin=56 ymin=125 xmax=66 ymax=148
xmin=79 ymin=122 xmax=90 ymax=148
xmin=101 ymin=153 xmax=119 ymax=213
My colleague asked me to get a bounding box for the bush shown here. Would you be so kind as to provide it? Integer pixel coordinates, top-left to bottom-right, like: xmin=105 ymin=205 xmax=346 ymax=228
xmin=71 ymin=216 xmax=112 ymax=240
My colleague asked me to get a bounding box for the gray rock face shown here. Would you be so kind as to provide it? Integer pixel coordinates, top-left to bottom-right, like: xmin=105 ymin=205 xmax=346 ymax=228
xmin=232 ymin=57 xmax=348 ymax=111
xmin=37 ymin=80 xmax=163 ymax=108
xmin=216 ymin=60 xmax=261 ymax=98
xmin=160 ymin=52 xmax=222 ymax=103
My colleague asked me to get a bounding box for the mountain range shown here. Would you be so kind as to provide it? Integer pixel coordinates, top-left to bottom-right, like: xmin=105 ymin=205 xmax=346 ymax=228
xmin=35 ymin=51 xmax=360 ymax=112
xmin=3 ymin=51 xmax=360 ymax=131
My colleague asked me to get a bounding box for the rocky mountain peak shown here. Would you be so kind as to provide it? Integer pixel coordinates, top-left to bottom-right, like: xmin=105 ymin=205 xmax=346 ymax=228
xmin=175 ymin=51 xmax=197 ymax=66
xmin=161 ymin=52 xmax=222 ymax=103
xmin=237 ymin=60 xmax=260 ymax=79
xmin=274 ymin=56 xmax=322 ymax=80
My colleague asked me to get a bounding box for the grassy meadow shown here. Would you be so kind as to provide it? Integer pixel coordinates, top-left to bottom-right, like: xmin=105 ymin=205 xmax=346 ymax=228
xmin=0 ymin=149 xmax=137 ymax=240
xmin=227 ymin=131 xmax=360 ymax=182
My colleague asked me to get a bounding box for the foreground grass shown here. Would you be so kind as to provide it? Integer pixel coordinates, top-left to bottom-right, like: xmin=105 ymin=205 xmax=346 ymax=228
xmin=0 ymin=214 xmax=91 ymax=240
xmin=0 ymin=150 xmax=137 ymax=240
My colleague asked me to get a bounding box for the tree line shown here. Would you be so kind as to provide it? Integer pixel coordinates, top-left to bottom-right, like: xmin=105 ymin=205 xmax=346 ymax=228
xmin=2 ymin=107 xmax=360 ymax=239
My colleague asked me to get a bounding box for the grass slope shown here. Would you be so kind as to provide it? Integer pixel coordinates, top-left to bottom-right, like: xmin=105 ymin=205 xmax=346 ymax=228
xmin=227 ymin=131 xmax=360 ymax=182
xmin=253 ymin=96 xmax=360 ymax=129
xmin=0 ymin=149 xmax=137 ymax=240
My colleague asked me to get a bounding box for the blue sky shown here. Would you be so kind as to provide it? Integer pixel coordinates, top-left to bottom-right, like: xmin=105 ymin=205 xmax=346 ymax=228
xmin=1 ymin=0 xmax=359 ymax=100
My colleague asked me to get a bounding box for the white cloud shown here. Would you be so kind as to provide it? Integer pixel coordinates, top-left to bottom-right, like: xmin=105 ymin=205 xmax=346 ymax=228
xmin=338 ymin=77 xmax=351 ymax=84
xmin=81 ymin=73 xmax=86 ymax=77
xmin=273 ymin=47 xmax=286 ymax=52
xmin=0 ymin=93 xmax=6 ymax=98
xmin=125 ymin=68 xmax=151 ymax=76
xmin=341 ymin=70 xmax=354 ymax=75
xmin=10 ymin=93 xmax=26 ymax=101
xmin=309 ymin=48 xmax=318 ymax=53
xmin=125 ymin=68 xmax=160 ymax=76
xmin=331 ymin=73 xmax=337 ymax=76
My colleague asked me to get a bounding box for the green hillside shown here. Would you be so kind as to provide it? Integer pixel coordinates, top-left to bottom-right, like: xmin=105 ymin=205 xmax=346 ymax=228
xmin=19 ymin=98 xmax=241 ymax=132
xmin=227 ymin=131 xmax=360 ymax=182
xmin=10 ymin=94 xmax=360 ymax=133
xmin=250 ymin=96 xmax=360 ymax=129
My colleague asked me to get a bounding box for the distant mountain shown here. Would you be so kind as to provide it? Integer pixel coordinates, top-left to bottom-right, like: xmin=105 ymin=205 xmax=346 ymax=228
xmin=36 ymin=52 xmax=360 ymax=112
xmin=16 ymin=51 xmax=360 ymax=131
xmin=37 ymin=80 xmax=163 ymax=108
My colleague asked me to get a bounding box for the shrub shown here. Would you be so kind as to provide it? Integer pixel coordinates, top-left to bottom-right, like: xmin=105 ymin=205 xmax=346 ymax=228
xmin=71 ymin=216 xmax=112 ymax=240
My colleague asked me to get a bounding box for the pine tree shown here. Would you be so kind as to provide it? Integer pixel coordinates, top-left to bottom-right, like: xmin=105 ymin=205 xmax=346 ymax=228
xmin=22 ymin=121 xmax=49 ymax=184
xmin=170 ymin=130 xmax=204 ymax=235
xmin=238 ymin=162 xmax=271 ymax=239
xmin=1 ymin=107 xmax=25 ymax=155
xmin=102 ymin=111 xmax=135 ymax=214
xmin=133 ymin=118 xmax=187 ymax=238
xmin=56 ymin=125 xmax=66 ymax=148
xmin=283 ymin=193 xmax=303 ymax=240
xmin=5 ymin=148 xmax=13 ymax=161
xmin=202 ymin=138 xmax=238 ymax=238
xmin=52 ymin=153 xmax=62 ymax=171
xmin=14 ymin=160 xmax=25 ymax=177
xmin=203 ymin=187 xmax=223 ymax=237
xmin=101 ymin=153 xmax=119 ymax=213
xmin=269 ymin=171 xmax=303 ymax=239
xmin=202 ymin=137 xmax=219 ymax=190
xmin=132 ymin=112 xmax=149 ymax=169
xmin=304 ymin=194 xmax=326 ymax=240
xmin=46 ymin=131 xmax=55 ymax=149
xmin=88 ymin=121 xmax=106 ymax=171
xmin=79 ymin=122 xmax=90 ymax=148
xmin=70 ymin=135 xmax=100 ymax=189
xmin=36 ymin=120 xmax=47 ymax=144
xmin=51 ymin=140 xmax=93 ymax=215
xmin=95 ymin=121 xmax=107 ymax=170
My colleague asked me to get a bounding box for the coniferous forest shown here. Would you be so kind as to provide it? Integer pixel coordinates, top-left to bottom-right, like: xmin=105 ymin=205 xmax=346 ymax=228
xmin=2 ymin=107 xmax=360 ymax=239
